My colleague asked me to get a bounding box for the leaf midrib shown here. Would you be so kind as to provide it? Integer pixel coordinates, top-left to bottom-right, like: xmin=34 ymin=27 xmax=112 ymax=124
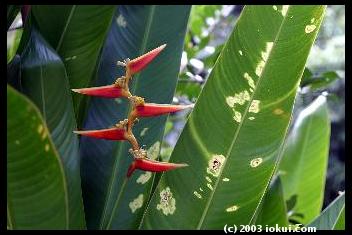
xmin=332 ymin=204 xmax=345 ymax=229
xmin=38 ymin=65 xmax=70 ymax=229
xmin=196 ymin=6 xmax=292 ymax=229
xmin=99 ymin=5 xmax=156 ymax=229
xmin=56 ymin=5 xmax=76 ymax=52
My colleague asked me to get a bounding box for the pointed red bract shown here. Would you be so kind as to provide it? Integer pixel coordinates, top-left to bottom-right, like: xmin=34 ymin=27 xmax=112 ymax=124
xmin=135 ymin=103 xmax=194 ymax=117
xmin=127 ymin=158 xmax=188 ymax=177
xmin=128 ymin=44 xmax=166 ymax=74
xmin=71 ymin=84 xmax=128 ymax=98
xmin=74 ymin=127 xmax=127 ymax=140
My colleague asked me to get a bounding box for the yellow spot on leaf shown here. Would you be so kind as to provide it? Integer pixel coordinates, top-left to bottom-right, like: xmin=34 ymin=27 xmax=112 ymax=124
xmin=256 ymin=42 xmax=273 ymax=77
xmin=222 ymin=178 xmax=230 ymax=182
xmin=205 ymin=176 xmax=212 ymax=183
xmin=281 ymin=5 xmax=289 ymax=17
xmin=244 ymin=73 xmax=255 ymax=89
xmin=233 ymin=111 xmax=242 ymax=123
xmin=114 ymin=98 xmax=122 ymax=104
xmin=41 ymin=131 xmax=47 ymax=140
xmin=207 ymin=154 xmax=226 ymax=177
xmin=226 ymin=205 xmax=239 ymax=212
xmin=273 ymin=5 xmax=278 ymax=11
xmin=116 ymin=14 xmax=127 ymax=27
xmin=261 ymin=42 xmax=273 ymax=62
xmin=65 ymin=55 xmax=77 ymax=61
xmin=147 ymin=141 xmax=160 ymax=160
xmin=136 ymin=171 xmax=152 ymax=184
xmin=249 ymin=100 xmax=260 ymax=113
xmin=157 ymin=187 xmax=176 ymax=215
xmin=226 ymin=96 xmax=236 ymax=108
xmin=274 ymin=108 xmax=284 ymax=115
xmin=140 ymin=127 xmax=148 ymax=137
xmin=129 ymin=194 xmax=144 ymax=213
xmin=194 ymin=191 xmax=202 ymax=199
xmin=15 ymin=140 xmax=20 ymax=145
xmin=37 ymin=124 xmax=43 ymax=134
xmin=45 ymin=144 xmax=50 ymax=152
xmin=238 ymin=50 xmax=243 ymax=56
xmin=207 ymin=183 xmax=213 ymax=191
xmin=305 ymin=24 xmax=316 ymax=34
xmin=248 ymin=117 xmax=255 ymax=120
xmin=250 ymin=158 xmax=263 ymax=168
xmin=255 ymin=60 xmax=265 ymax=77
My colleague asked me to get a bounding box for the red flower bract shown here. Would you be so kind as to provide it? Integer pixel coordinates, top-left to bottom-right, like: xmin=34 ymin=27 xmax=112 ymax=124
xmin=71 ymin=84 xmax=128 ymax=98
xmin=127 ymin=158 xmax=188 ymax=177
xmin=135 ymin=103 xmax=194 ymax=117
xmin=127 ymin=44 xmax=166 ymax=75
xmin=74 ymin=127 xmax=127 ymax=140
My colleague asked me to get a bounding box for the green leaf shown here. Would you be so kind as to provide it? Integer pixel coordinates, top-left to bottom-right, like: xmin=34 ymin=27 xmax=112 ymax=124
xmin=300 ymin=69 xmax=340 ymax=90
xmin=176 ymin=80 xmax=202 ymax=100
xmin=286 ymin=194 xmax=297 ymax=212
xmin=7 ymin=5 xmax=20 ymax=30
xmin=79 ymin=6 xmax=191 ymax=229
xmin=7 ymin=85 xmax=68 ymax=229
xmin=31 ymin=5 xmax=116 ymax=127
xmin=140 ymin=5 xmax=326 ymax=229
xmin=7 ymin=55 xmax=21 ymax=90
xmin=20 ymin=28 xmax=86 ymax=229
xmin=309 ymin=71 xmax=340 ymax=90
xmin=279 ymin=95 xmax=330 ymax=224
xmin=7 ymin=29 xmax=23 ymax=63
xmin=308 ymin=192 xmax=345 ymax=230
xmin=255 ymin=176 xmax=289 ymax=227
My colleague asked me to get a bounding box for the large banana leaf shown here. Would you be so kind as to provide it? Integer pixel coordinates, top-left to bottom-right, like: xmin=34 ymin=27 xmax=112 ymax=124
xmin=308 ymin=192 xmax=345 ymax=230
xmin=19 ymin=28 xmax=85 ymax=229
xmin=31 ymin=5 xmax=116 ymax=126
xmin=7 ymin=85 xmax=68 ymax=229
xmin=279 ymin=95 xmax=330 ymax=224
xmin=255 ymin=176 xmax=289 ymax=227
xmin=79 ymin=5 xmax=191 ymax=229
xmin=140 ymin=5 xmax=326 ymax=229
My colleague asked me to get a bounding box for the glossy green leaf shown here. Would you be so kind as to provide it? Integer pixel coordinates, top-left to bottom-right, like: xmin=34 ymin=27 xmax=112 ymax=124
xmin=7 ymin=29 xmax=23 ymax=63
xmin=304 ymin=71 xmax=340 ymax=90
xmin=7 ymin=5 xmax=20 ymax=30
xmin=32 ymin=5 xmax=116 ymax=126
xmin=20 ymin=28 xmax=85 ymax=229
xmin=255 ymin=176 xmax=289 ymax=227
xmin=279 ymin=95 xmax=330 ymax=224
xmin=308 ymin=192 xmax=345 ymax=230
xmin=79 ymin=6 xmax=191 ymax=229
xmin=140 ymin=5 xmax=326 ymax=229
xmin=7 ymin=85 xmax=68 ymax=229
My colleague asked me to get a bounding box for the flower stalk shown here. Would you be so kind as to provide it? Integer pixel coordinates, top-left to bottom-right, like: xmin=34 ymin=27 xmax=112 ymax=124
xmin=73 ymin=44 xmax=191 ymax=177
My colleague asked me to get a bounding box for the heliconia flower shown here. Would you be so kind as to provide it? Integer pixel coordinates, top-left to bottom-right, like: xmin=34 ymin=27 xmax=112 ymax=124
xmin=127 ymin=158 xmax=188 ymax=177
xmin=135 ymin=103 xmax=194 ymax=117
xmin=125 ymin=44 xmax=166 ymax=75
xmin=71 ymin=84 xmax=130 ymax=98
xmin=73 ymin=127 xmax=127 ymax=140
